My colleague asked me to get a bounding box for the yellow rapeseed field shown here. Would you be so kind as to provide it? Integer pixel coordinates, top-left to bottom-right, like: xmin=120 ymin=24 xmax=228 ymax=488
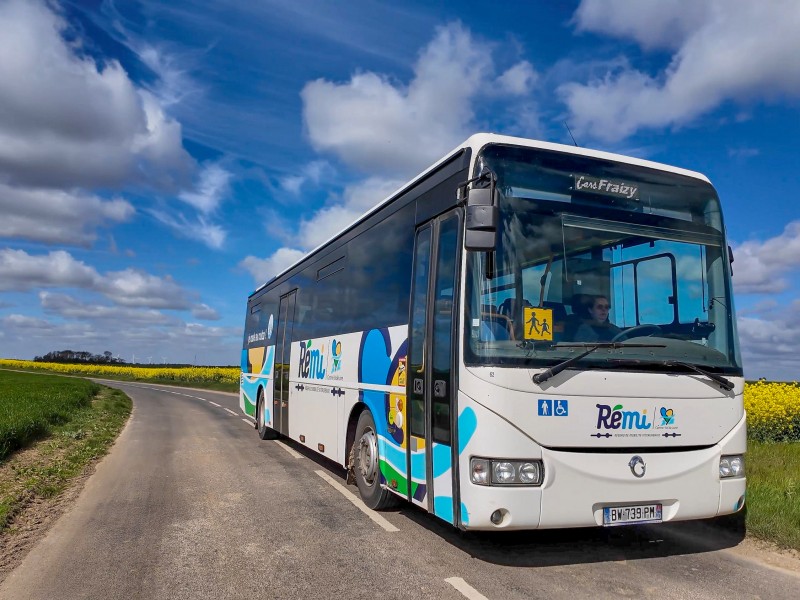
xmin=744 ymin=380 xmax=800 ymax=442
xmin=0 ymin=359 xmax=239 ymax=385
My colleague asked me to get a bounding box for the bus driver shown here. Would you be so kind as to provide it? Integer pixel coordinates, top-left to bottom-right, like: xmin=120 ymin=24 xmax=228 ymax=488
xmin=573 ymin=295 xmax=621 ymax=342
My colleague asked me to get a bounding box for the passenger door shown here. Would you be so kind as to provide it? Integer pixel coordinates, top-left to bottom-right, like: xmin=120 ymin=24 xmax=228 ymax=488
xmin=407 ymin=210 xmax=462 ymax=525
xmin=273 ymin=290 xmax=296 ymax=436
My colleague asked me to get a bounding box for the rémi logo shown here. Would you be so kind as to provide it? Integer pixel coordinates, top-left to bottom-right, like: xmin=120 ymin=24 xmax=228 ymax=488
xmin=596 ymin=404 xmax=652 ymax=430
xmin=298 ymin=340 xmax=326 ymax=379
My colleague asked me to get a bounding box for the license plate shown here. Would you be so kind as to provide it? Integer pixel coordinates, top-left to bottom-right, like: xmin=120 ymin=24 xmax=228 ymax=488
xmin=603 ymin=503 xmax=662 ymax=526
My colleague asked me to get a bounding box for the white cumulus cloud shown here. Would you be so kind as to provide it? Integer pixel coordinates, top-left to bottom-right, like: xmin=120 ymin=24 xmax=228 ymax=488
xmin=240 ymin=249 xmax=307 ymax=286
xmin=0 ymin=249 xmax=99 ymax=292
xmin=39 ymin=291 xmax=174 ymax=324
xmin=573 ymin=0 xmax=713 ymax=51
xmin=0 ymin=0 xmax=192 ymax=190
xmin=737 ymin=300 xmax=800 ymax=380
xmin=98 ymin=268 xmax=192 ymax=309
xmin=178 ymin=162 xmax=232 ymax=214
xmin=0 ymin=248 xmax=202 ymax=310
xmin=241 ymin=177 xmax=403 ymax=286
xmin=302 ymin=22 xmax=537 ymax=176
xmin=0 ymin=184 xmax=134 ymax=246
xmin=191 ymin=303 xmax=221 ymax=321
xmin=730 ymin=221 xmax=800 ymax=295
xmin=496 ymin=61 xmax=538 ymax=96
xmin=296 ymin=177 xmax=404 ymax=251
xmin=562 ymin=0 xmax=800 ymax=142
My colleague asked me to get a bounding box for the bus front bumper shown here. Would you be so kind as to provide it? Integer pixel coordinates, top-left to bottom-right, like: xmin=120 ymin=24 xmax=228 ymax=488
xmin=460 ymin=416 xmax=746 ymax=531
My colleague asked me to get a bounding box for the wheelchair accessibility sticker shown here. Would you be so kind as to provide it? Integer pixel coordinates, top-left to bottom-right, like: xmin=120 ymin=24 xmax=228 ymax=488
xmin=538 ymin=399 xmax=569 ymax=417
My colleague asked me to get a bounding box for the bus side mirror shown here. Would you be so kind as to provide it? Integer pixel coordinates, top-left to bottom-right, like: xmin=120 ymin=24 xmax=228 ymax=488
xmin=465 ymin=187 xmax=498 ymax=251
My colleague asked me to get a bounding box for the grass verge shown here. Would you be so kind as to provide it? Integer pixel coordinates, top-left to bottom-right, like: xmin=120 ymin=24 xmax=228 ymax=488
xmin=745 ymin=441 xmax=800 ymax=550
xmin=0 ymin=371 xmax=100 ymax=460
xmin=0 ymin=381 xmax=131 ymax=532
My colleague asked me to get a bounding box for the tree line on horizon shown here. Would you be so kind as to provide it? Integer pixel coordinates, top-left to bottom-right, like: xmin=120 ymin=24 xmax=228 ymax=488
xmin=33 ymin=350 xmax=126 ymax=364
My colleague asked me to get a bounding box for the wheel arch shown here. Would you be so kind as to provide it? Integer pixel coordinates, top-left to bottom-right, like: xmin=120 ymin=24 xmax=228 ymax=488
xmin=345 ymin=401 xmax=367 ymax=466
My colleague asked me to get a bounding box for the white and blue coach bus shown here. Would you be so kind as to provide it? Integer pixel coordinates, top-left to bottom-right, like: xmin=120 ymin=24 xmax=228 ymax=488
xmin=241 ymin=134 xmax=745 ymax=530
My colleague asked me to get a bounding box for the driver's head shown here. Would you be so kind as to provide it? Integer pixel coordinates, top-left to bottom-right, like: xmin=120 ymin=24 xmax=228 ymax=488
xmin=589 ymin=296 xmax=611 ymax=323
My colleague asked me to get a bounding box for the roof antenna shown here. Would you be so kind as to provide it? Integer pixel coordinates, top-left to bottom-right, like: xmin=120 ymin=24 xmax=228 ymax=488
xmin=564 ymin=121 xmax=579 ymax=147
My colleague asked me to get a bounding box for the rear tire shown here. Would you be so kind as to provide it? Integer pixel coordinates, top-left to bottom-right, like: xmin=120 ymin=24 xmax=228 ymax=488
xmin=257 ymin=390 xmax=277 ymax=440
xmin=353 ymin=410 xmax=398 ymax=510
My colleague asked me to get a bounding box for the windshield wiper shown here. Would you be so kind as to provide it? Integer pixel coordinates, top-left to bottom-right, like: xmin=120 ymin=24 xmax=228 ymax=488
xmin=605 ymin=358 xmax=735 ymax=391
xmin=666 ymin=360 xmax=735 ymax=391
xmin=532 ymin=342 xmax=666 ymax=385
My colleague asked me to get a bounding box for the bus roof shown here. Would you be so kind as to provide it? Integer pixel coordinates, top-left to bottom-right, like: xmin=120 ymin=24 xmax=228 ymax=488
xmin=251 ymin=133 xmax=712 ymax=295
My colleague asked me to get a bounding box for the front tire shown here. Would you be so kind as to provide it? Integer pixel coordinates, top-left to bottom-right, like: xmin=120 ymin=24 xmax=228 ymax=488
xmin=710 ymin=504 xmax=747 ymax=540
xmin=353 ymin=410 xmax=398 ymax=510
xmin=257 ymin=390 xmax=277 ymax=440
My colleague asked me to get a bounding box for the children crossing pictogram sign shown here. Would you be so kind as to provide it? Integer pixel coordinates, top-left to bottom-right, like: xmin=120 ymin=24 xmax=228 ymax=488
xmin=524 ymin=307 xmax=553 ymax=341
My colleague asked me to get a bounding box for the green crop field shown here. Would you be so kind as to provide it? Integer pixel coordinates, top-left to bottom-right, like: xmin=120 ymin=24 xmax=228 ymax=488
xmin=0 ymin=371 xmax=132 ymax=531
xmin=745 ymin=441 xmax=800 ymax=550
xmin=0 ymin=371 xmax=100 ymax=460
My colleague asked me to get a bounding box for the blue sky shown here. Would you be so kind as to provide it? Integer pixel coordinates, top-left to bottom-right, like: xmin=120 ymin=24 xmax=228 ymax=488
xmin=1 ymin=0 xmax=799 ymax=379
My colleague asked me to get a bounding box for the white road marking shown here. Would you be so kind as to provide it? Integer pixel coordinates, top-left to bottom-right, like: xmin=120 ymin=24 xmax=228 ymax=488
xmin=242 ymin=418 xmax=255 ymax=426
xmin=314 ymin=470 xmax=399 ymax=533
xmin=274 ymin=441 xmax=303 ymax=459
xmin=114 ymin=384 xmax=240 ymax=416
xmin=445 ymin=577 xmax=490 ymax=600
xmin=90 ymin=380 xmax=242 ymax=408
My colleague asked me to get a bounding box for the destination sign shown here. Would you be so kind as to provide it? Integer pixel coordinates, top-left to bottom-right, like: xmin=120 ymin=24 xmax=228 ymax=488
xmin=573 ymin=174 xmax=639 ymax=200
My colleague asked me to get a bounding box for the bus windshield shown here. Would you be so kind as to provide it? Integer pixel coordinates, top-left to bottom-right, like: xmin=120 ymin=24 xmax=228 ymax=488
xmin=466 ymin=144 xmax=743 ymax=375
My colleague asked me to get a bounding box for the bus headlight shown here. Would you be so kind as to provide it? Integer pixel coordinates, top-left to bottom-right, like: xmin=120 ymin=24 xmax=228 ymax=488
xmin=470 ymin=457 xmax=544 ymax=486
xmin=720 ymin=455 xmax=745 ymax=478
xmin=493 ymin=462 xmax=516 ymax=484
xmin=518 ymin=462 xmax=542 ymax=484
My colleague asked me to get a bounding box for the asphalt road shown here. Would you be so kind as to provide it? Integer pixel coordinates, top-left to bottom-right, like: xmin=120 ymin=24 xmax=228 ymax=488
xmin=2 ymin=381 xmax=798 ymax=600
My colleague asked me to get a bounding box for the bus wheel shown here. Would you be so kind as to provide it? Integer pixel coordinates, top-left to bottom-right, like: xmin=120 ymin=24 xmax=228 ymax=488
xmin=353 ymin=411 xmax=397 ymax=510
xmin=257 ymin=391 xmax=277 ymax=440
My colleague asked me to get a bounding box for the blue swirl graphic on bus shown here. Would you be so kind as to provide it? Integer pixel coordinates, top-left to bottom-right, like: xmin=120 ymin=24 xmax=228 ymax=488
xmin=358 ymin=328 xmax=414 ymax=494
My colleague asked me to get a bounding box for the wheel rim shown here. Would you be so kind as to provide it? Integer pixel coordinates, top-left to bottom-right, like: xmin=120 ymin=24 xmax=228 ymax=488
xmin=357 ymin=426 xmax=378 ymax=486
xmin=257 ymin=396 xmax=264 ymax=430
